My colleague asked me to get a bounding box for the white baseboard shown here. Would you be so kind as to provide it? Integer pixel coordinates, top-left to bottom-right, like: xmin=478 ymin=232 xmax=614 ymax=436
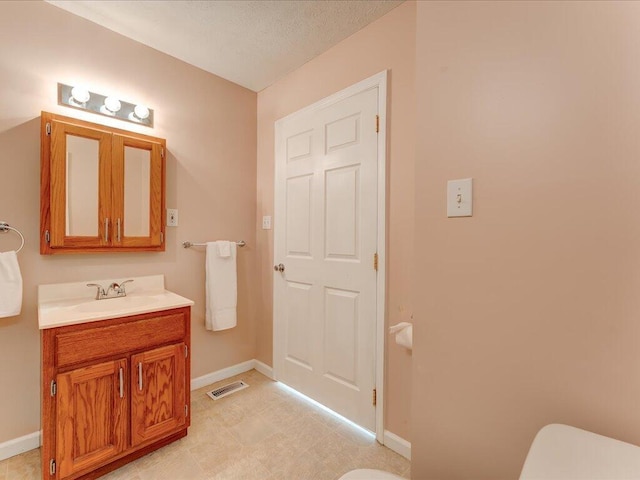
xmin=190 ymin=359 xmax=256 ymax=390
xmin=191 ymin=359 xmax=275 ymax=391
xmin=384 ymin=430 xmax=411 ymax=460
xmin=254 ymin=359 xmax=274 ymax=379
xmin=0 ymin=431 xmax=40 ymax=462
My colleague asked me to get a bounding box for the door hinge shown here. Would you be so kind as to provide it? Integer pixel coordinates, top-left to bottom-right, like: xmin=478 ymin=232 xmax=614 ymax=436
xmin=184 ymin=345 xmax=188 ymax=358
xmin=185 ymin=404 xmax=189 ymax=417
xmin=160 ymin=232 xmax=164 ymax=244
xmin=161 ymin=147 xmax=165 ymax=158
xmin=372 ymin=388 xmax=377 ymax=407
xmin=49 ymin=459 xmax=56 ymax=475
xmin=50 ymin=380 xmax=56 ymax=397
xmin=375 ymin=115 xmax=379 ymax=133
xmin=45 ymin=230 xmax=50 ymax=243
xmin=46 ymin=122 xmax=51 ymax=136
xmin=373 ymin=253 xmax=378 ymax=271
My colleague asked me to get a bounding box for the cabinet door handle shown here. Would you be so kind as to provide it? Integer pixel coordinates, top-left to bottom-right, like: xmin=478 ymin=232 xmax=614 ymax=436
xmin=138 ymin=362 xmax=143 ymax=391
xmin=119 ymin=367 xmax=124 ymax=398
xmin=104 ymin=218 xmax=109 ymax=243
xmin=117 ymin=218 xmax=121 ymax=243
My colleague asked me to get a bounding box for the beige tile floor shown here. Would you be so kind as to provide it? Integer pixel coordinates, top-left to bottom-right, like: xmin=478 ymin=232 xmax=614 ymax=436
xmin=0 ymin=369 xmax=409 ymax=480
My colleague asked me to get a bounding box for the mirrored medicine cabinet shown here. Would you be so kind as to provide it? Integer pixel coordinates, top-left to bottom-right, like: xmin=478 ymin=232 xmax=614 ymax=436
xmin=40 ymin=112 xmax=166 ymax=254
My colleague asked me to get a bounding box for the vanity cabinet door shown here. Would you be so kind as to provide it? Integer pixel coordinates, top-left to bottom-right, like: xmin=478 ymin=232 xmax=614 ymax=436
xmin=131 ymin=343 xmax=186 ymax=447
xmin=48 ymin=119 xmax=112 ymax=249
xmin=56 ymin=358 xmax=128 ymax=479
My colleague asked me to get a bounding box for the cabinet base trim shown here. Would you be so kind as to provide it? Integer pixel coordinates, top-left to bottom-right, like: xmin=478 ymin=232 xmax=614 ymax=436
xmin=0 ymin=431 xmax=40 ymax=462
xmin=78 ymin=430 xmax=186 ymax=480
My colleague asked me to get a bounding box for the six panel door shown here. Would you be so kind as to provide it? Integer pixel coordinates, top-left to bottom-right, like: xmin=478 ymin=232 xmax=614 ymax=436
xmin=274 ymin=86 xmax=379 ymax=431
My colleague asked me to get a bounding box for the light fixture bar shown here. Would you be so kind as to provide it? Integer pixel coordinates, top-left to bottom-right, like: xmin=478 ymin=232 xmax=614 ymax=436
xmin=57 ymin=83 xmax=154 ymax=128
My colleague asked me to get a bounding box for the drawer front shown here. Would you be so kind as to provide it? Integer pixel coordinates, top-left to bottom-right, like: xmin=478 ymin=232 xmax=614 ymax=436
xmin=56 ymin=313 xmax=186 ymax=368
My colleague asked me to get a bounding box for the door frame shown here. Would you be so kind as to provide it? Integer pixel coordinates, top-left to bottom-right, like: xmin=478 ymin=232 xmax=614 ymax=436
xmin=273 ymin=70 xmax=387 ymax=441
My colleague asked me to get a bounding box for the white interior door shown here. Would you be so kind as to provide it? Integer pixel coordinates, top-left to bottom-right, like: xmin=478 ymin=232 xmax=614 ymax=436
xmin=274 ymin=83 xmax=380 ymax=431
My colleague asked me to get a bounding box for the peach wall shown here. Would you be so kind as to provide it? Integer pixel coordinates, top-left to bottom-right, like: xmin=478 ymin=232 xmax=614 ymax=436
xmin=413 ymin=1 xmax=640 ymax=478
xmin=0 ymin=1 xmax=256 ymax=444
xmin=256 ymin=1 xmax=415 ymax=439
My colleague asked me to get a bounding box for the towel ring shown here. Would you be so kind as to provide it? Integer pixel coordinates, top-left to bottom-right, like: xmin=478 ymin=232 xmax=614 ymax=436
xmin=0 ymin=222 xmax=25 ymax=253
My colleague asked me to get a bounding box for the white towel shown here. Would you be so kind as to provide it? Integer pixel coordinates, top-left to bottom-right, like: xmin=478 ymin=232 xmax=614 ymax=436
xmin=0 ymin=251 xmax=22 ymax=318
xmin=205 ymin=241 xmax=237 ymax=331
xmin=217 ymin=241 xmax=231 ymax=258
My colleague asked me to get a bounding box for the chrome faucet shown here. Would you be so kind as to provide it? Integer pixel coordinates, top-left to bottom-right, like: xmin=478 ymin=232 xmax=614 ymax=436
xmin=87 ymin=279 xmax=134 ymax=300
xmin=86 ymin=283 xmax=106 ymax=300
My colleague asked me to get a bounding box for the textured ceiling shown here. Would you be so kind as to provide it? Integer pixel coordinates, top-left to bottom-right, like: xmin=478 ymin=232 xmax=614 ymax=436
xmin=46 ymin=0 xmax=403 ymax=92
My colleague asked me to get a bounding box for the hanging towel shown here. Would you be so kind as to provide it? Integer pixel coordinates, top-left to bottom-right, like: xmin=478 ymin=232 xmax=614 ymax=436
xmin=217 ymin=240 xmax=231 ymax=258
xmin=0 ymin=251 xmax=22 ymax=318
xmin=205 ymin=241 xmax=237 ymax=331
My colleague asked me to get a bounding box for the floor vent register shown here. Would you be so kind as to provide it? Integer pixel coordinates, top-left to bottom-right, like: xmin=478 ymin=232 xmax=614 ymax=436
xmin=206 ymin=380 xmax=249 ymax=401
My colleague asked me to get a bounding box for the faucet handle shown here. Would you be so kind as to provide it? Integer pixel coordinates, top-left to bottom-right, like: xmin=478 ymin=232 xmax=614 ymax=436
xmin=118 ymin=279 xmax=134 ymax=294
xmin=87 ymin=283 xmax=105 ymax=300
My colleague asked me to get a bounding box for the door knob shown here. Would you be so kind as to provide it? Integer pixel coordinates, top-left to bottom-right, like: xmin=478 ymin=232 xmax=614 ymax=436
xmin=274 ymin=263 xmax=285 ymax=272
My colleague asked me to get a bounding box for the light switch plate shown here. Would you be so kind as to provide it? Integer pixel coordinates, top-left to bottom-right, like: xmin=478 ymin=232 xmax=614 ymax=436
xmin=262 ymin=216 xmax=272 ymax=230
xmin=447 ymin=178 xmax=473 ymax=217
xmin=167 ymin=209 xmax=178 ymax=227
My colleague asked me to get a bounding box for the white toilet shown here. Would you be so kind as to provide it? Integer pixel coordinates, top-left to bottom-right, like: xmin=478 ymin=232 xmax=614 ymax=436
xmin=338 ymin=469 xmax=407 ymax=480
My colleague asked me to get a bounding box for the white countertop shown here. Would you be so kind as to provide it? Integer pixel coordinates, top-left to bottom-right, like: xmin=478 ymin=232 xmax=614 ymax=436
xmin=38 ymin=274 xmax=194 ymax=329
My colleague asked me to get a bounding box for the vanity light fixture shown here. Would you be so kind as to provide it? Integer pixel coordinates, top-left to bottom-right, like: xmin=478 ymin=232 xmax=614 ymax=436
xmin=103 ymin=96 xmax=122 ymax=114
xmin=70 ymin=86 xmax=90 ymax=105
xmin=132 ymin=104 xmax=149 ymax=120
xmin=57 ymin=83 xmax=154 ymax=127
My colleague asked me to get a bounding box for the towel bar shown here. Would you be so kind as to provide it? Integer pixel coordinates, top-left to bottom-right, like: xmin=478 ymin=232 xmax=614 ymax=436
xmin=0 ymin=222 xmax=24 ymax=253
xmin=183 ymin=240 xmax=246 ymax=248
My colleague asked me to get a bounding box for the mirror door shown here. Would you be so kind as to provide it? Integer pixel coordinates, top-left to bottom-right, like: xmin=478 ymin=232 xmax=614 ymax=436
xmin=112 ymin=135 xmax=163 ymax=247
xmin=49 ymin=121 xmax=111 ymax=248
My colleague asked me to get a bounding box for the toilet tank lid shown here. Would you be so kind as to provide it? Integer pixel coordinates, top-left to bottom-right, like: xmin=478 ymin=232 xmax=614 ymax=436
xmin=520 ymin=424 xmax=640 ymax=479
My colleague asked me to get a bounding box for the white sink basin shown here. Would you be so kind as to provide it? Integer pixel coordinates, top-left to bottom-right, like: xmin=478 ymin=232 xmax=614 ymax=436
xmin=72 ymin=295 xmax=160 ymax=313
xmin=38 ymin=275 xmax=195 ymax=329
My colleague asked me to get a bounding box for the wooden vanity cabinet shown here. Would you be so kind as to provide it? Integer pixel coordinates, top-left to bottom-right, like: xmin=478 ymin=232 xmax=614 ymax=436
xmin=40 ymin=112 xmax=166 ymax=254
xmin=41 ymin=307 xmax=190 ymax=480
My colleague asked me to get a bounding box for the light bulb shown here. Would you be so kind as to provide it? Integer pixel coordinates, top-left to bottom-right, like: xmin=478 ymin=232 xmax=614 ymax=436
xmin=104 ymin=96 xmax=121 ymax=113
xmin=70 ymin=86 xmax=90 ymax=104
xmin=134 ymin=104 xmax=150 ymax=120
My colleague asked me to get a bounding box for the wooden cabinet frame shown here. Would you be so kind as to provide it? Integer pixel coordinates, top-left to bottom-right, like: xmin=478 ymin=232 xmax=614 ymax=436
xmin=40 ymin=112 xmax=166 ymax=254
xmin=41 ymin=307 xmax=191 ymax=479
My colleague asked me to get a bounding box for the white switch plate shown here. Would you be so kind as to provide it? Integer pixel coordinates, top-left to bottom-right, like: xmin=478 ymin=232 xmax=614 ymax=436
xmin=447 ymin=178 xmax=473 ymax=217
xmin=262 ymin=216 xmax=272 ymax=230
xmin=167 ymin=209 xmax=178 ymax=227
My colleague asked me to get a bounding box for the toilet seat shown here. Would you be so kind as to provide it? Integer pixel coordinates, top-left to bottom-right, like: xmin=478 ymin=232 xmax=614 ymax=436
xmin=338 ymin=469 xmax=407 ymax=480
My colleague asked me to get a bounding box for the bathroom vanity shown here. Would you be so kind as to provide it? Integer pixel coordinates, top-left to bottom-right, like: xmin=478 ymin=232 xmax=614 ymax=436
xmin=38 ymin=275 xmax=193 ymax=479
